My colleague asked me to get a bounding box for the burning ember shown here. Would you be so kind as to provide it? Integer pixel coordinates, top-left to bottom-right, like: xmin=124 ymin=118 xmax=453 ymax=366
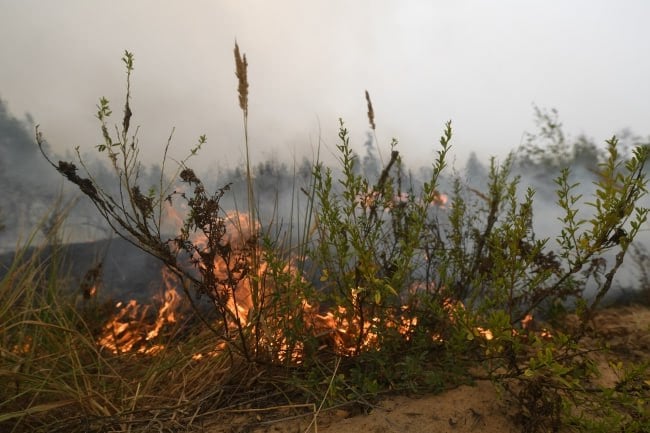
xmin=356 ymin=190 xmax=449 ymax=210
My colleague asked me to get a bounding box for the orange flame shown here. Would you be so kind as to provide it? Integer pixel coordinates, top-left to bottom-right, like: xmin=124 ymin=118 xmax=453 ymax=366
xmin=98 ymin=268 xmax=181 ymax=355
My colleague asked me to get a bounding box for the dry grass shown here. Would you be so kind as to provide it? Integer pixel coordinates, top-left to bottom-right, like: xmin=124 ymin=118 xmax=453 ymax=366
xmin=0 ymin=220 xmax=350 ymax=432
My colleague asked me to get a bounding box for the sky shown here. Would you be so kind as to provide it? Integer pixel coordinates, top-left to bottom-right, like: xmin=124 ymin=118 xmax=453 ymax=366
xmin=1 ymin=0 xmax=649 ymax=174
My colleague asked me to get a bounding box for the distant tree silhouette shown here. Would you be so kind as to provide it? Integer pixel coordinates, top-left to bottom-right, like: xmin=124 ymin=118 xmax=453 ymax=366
xmin=571 ymin=135 xmax=601 ymax=171
xmin=518 ymin=105 xmax=571 ymax=171
xmin=464 ymin=151 xmax=488 ymax=183
xmin=362 ymin=131 xmax=380 ymax=182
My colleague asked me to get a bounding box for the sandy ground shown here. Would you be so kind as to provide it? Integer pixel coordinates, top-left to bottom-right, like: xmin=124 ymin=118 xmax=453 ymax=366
xmin=307 ymin=380 xmax=512 ymax=433
xmin=203 ymin=304 xmax=650 ymax=433
xmin=202 ymin=379 xmax=513 ymax=433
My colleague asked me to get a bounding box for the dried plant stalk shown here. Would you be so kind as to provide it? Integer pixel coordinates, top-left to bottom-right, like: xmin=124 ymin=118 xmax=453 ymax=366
xmin=365 ymin=90 xmax=375 ymax=131
xmin=234 ymin=42 xmax=249 ymax=115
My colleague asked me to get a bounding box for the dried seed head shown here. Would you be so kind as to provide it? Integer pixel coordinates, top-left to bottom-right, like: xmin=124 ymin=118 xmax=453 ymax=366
xmin=132 ymin=185 xmax=153 ymax=218
xmin=365 ymin=90 xmax=375 ymax=131
xmin=234 ymin=42 xmax=249 ymax=115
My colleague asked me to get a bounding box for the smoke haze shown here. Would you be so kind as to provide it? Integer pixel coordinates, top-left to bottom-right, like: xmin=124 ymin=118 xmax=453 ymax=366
xmin=1 ymin=1 xmax=649 ymax=173
xmin=1 ymin=2 xmax=648 ymax=304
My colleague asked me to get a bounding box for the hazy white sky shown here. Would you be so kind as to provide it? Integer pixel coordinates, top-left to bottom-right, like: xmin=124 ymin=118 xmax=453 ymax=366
xmin=1 ymin=0 xmax=649 ymax=172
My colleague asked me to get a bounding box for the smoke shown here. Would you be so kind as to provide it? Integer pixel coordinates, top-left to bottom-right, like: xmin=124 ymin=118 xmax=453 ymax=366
xmin=0 ymin=97 xmax=62 ymax=249
xmin=1 ymin=96 xmax=648 ymax=304
xmin=0 ymin=97 xmax=181 ymax=250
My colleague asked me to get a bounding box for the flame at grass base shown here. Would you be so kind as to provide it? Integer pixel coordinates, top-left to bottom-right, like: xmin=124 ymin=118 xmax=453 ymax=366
xmin=97 ymin=268 xmax=181 ymax=355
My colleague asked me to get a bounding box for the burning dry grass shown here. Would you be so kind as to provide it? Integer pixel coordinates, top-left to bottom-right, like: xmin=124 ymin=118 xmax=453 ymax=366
xmin=0 ymin=238 xmax=249 ymax=432
xmin=90 ymin=208 xmax=409 ymax=361
xmin=0 ymin=214 xmax=461 ymax=432
xmin=1 ymin=304 xmax=269 ymax=431
xmin=97 ymin=268 xmax=183 ymax=355
xmin=91 ymin=205 xmax=474 ymax=365
xmin=0 ymin=217 xmax=369 ymax=432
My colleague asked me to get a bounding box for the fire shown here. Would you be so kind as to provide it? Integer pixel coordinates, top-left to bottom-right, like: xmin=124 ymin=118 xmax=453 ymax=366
xmin=96 ymin=209 xmax=263 ymax=357
xmin=356 ymin=190 xmax=449 ymax=211
xmin=305 ymin=301 xmax=421 ymax=357
xmin=96 ymin=204 xmax=551 ymax=361
xmin=432 ymin=191 xmax=448 ymax=208
xmin=475 ymin=327 xmax=494 ymax=341
xmin=98 ymin=268 xmax=181 ymax=355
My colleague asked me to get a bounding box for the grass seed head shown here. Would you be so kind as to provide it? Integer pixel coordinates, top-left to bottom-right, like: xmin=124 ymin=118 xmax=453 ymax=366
xmin=234 ymin=42 xmax=249 ymax=115
xmin=365 ymin=90 xmax=376 ymax=131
